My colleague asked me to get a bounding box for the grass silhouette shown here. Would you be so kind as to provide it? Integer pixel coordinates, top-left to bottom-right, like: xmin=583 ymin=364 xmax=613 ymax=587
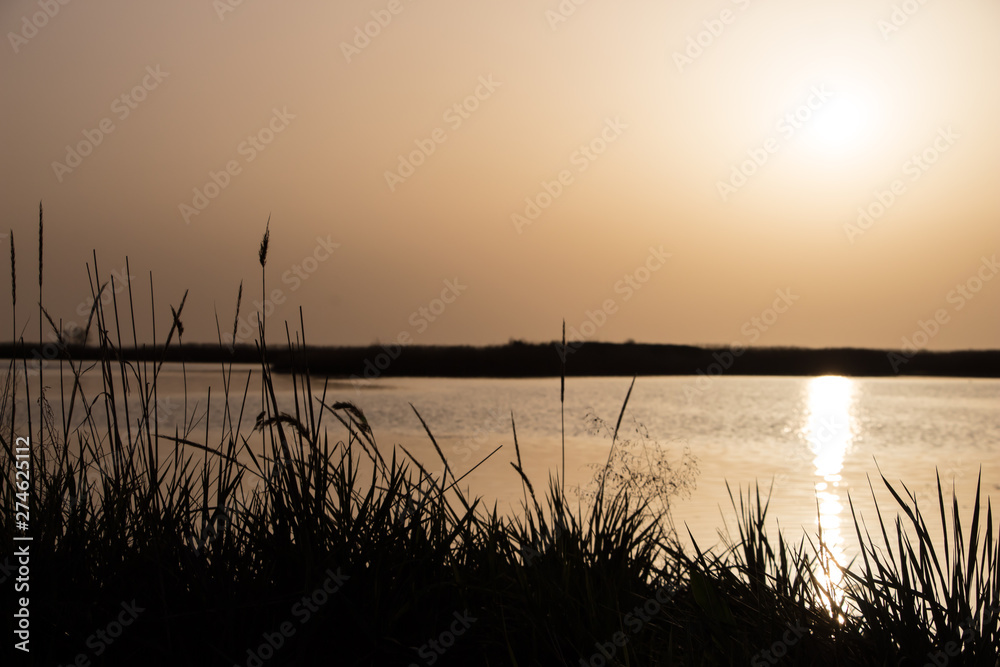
xmin=1 ymin=209 xmax=998 ymax=666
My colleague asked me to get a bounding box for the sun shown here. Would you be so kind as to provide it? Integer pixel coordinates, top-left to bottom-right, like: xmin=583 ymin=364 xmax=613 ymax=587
xmin=800 ymin=94 xmax=870 ymax=154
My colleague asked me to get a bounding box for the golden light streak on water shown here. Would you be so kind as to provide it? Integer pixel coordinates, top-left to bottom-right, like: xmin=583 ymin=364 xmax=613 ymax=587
xmin=802 ymin=375 xmax=855 ymax=611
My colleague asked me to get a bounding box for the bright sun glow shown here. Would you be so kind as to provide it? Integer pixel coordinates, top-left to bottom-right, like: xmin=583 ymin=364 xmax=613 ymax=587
xmin=801 ymin=95 xmax=870 ymax=153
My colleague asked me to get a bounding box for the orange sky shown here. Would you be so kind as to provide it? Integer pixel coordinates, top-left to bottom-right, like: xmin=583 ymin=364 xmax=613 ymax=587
xmin=1 ymin=0 xmax=998 ymax=350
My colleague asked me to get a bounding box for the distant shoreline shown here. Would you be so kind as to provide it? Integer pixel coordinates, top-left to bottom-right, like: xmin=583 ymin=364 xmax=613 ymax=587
xmin=2 ymin=341 xmax=998 ymax=378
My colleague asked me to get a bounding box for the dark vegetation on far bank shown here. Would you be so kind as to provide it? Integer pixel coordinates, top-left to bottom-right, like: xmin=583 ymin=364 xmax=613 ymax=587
xmin=2 ymin=340 xmax=999 ymax=378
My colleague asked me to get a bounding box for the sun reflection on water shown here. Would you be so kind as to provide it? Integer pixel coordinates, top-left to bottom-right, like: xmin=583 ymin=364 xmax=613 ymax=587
xmin=802 ymin=375 xmax=855 ymax=609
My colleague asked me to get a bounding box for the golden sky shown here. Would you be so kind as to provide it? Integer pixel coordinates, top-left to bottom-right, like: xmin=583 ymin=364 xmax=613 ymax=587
xmin=1 ymin=0 xmax=998 ymax=349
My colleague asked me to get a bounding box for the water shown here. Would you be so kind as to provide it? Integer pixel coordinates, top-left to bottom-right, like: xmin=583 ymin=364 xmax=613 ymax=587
xmin=345 ymin=374 xmax=1000 ymax=578
xmin=7 ymin=365 xmax=999 ymax=577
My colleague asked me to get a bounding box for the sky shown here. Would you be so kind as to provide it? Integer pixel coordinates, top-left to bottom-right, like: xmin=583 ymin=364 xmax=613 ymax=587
xmin=1 ymin=0 xmax=998 ymax=350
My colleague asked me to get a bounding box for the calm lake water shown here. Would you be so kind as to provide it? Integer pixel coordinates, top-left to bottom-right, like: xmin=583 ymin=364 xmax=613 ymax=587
xmin=8 ymin=365 xmax=999 ymax=578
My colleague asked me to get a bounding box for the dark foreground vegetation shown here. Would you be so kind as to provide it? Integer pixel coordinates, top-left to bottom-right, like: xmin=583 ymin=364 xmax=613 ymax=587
xmin=2 ymin=216 xmax=999 ymax=666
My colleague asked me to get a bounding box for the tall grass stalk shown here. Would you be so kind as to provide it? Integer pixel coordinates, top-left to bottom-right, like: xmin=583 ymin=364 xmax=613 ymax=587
xmin=37 ymin=201 xmax=43 ymax=454
xmin=560 ymin=318 xmax=566 ymax=495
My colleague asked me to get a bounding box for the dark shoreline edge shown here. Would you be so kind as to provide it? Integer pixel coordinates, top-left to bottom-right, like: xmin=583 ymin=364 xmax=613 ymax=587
xmin=2 ymin=341 xmax=998 ymax=378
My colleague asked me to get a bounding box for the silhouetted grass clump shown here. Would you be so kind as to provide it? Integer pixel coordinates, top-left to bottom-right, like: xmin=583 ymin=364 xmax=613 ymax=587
xmin=1 ymin=210 xmax=998 ymax=666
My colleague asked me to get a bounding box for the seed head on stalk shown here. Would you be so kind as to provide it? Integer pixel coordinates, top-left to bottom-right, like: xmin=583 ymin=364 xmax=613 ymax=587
xmin=258 ymin=216 xmax=270 ymax=269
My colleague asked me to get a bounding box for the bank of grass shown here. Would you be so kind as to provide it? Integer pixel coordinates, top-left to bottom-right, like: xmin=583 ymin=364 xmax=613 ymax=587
xmin=1 ymin=216 xmax=998 ymax=666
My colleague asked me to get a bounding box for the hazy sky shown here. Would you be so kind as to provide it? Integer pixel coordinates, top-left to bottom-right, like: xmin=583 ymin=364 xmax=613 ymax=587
xmin=2 ymin=0 xmax=998 ymax=350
